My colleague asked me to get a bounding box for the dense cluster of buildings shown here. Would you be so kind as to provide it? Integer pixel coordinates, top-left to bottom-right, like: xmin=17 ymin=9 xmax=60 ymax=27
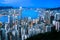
xmin=0 ymin=7 xmax=60 ymax=40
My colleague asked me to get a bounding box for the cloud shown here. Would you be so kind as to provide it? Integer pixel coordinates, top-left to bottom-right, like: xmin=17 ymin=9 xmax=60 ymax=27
xmin=0 ymin=0 xmax=18 ymax=4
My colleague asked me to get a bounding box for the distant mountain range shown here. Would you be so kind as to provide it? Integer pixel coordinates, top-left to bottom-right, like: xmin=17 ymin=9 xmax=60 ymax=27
xmin=0 ymin=6 xmax=60 ymax=10
xmin=0 ymin=6 xmax=13 ymax=9
xmin=45 ymin=7 xmax=60 ymax=10
xmin=0 ymin=6 xmax=19 ymax=9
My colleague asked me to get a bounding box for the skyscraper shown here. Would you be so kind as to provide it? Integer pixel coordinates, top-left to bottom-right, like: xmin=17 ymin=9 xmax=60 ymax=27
xmin=44 ymin=11 xmax=50 ymax=25
xmin=54 ymin=13 xmax=60 ymax=31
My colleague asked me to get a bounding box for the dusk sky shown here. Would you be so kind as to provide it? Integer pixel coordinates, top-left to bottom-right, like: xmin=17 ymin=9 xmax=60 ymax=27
xmin=0 ymin=0 xmax=60 ymax=8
